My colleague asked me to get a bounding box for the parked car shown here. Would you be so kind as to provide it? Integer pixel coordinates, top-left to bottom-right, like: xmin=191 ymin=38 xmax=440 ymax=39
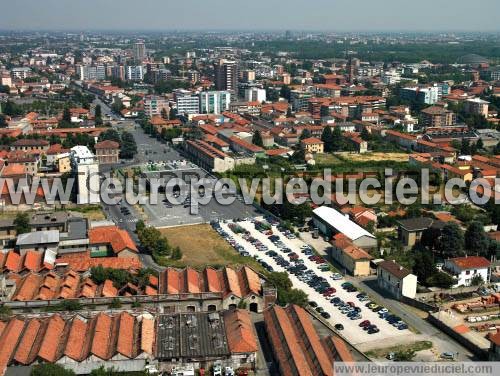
xmin=334 ymin=324 xmax=344 ymax=331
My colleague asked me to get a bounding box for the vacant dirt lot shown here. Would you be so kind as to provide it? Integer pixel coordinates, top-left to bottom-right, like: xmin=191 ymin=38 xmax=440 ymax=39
xmin=159 ymin=224 xmax=264 ymax=271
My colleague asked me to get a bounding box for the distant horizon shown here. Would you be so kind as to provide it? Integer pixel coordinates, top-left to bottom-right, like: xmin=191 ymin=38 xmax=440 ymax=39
xmin=1 ymin=0 xmax=499 ymax=33
xmin=1 ymin=29 xmax=500 ymax=34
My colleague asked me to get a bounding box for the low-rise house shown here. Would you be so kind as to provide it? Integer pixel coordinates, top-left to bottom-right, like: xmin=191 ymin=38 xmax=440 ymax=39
xmin=300 ymin=137 xmax=324 ymax=154
xmin=10 ymin=139 xmax=50 ymax=153
xmin=377 ymin=260 xmax=418 ymax=299
xmin=88 ymin=226 xmax=138 ymax=258
xmin=94 ymin=140 xmax=120 ymax=164
xmin=16 ymin=230 xmax=60 ymax=255
xmin=313 ymin=206 xmax=377 ymax=249
xmin=330 ymin=234 xmax=373 ymax=276
xmin=397 ymin=217 xmax=445 ymax=248
xmin=444 ymin=256 xmax=491 ymax=287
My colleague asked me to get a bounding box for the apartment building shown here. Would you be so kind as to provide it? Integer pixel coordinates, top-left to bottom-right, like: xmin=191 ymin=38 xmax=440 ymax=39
xmin=420 ymin=105 xmax=456 ymax=127
xmin=200 ymin=91 xmax=231 ymax=114
xmin=144 ymin=95 xmax=169 ymax=117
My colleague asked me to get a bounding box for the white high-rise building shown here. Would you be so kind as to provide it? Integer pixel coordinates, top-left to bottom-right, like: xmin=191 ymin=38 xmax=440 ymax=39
xmin=244 ymin=88 xmax=266 ymax=103
xmin=176 ymin=90 xmax=200 ymax=115
xmin=71 ymin=146 xmax=100 ymax=204
xmin=126 ymin=65 xmax=144 ymax=81
xmin=199 ymin=91 xmax=231 ymax=114
xmin=77 ymin=65 xmax=105 ymax=81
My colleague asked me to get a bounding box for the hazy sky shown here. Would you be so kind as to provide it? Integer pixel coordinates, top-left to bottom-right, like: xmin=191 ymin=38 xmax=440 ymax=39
xmin=1 ymin=0 xmax=499 ymax=32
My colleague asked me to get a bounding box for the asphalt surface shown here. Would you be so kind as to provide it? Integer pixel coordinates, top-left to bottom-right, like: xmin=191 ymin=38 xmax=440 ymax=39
xmin=95 ymin=97 xmax=259 ymax=269
xmin=220 ymin=219 xmax=412 ymax=346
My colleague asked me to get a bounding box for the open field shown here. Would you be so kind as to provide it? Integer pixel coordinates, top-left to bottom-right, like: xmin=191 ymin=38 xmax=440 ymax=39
xmin=343 ymin=152 xmax=409 ymax=163
xmin=365 ymin=340 xmax=433 ymax=359
xmin=159 ymin=224 xmax=265 ymax=271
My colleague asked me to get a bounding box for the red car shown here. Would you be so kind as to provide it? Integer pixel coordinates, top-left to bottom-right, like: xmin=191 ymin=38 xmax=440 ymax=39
xmin=288 ymin=252 xmax=299 ymax=260
xmin=359 ymin=320 xmax=371 ymax=327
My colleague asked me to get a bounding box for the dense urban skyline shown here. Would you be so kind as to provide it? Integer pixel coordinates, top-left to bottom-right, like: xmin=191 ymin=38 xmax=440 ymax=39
xmin=1 ymin=0 xmax=500 ymax=32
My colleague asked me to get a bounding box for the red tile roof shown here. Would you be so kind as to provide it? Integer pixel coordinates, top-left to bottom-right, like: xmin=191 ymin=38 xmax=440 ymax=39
xmin=116 ymin=312 xmax=136 ymax=358
xmin=13 ymin=318 xmax=41 ymax=365
xmin=448 ymin=256 xmax=490 ymax=270
xmin=64 ymin=317 xmax=89 ymax=361
xmin=224 ymin=309 xmax=258 ymax=354
xmin=95 ymin=140 xmax=120 ymax=149
xmin=91 ymin=313 xmax=114 ymax=360
xmin=38 ymin=314 xmax=66 ymax=363
xmin=89 ymin=226 xmax=138 ymax=254
xmin=0 ymin=318 xmax=25 ymax=375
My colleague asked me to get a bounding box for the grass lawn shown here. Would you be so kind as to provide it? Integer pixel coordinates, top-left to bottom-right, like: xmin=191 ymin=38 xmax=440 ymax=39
xmin=314 ymin=154 xmax=344 ymax=165
xmin=365 ymin=340 xmax=433 ymax=358
xmin=159 ymin=224 xmax=265 ymax=272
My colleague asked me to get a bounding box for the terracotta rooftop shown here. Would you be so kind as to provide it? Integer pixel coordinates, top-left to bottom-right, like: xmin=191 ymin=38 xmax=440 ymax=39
xmin=88 ymin=226 xmax=138 ymax=254
xmin=448 ymin=256 xmax=491 ymax=270
xmin=0 ymin=312 xmax=156 ymax=373
xmin=223 ymin=309 xmax=258 ymax=354
xmin=95 ymin=140 xmax=120 ymax=149
xmin=159 ymin=266 xmax=262 ymax=298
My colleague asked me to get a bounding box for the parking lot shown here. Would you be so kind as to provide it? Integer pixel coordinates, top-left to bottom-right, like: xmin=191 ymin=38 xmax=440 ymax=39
xmin=217 ymin=217 xmax=411 ymax=346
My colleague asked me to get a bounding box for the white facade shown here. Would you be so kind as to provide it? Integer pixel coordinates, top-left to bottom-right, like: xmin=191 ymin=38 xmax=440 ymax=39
xmin=11 ymin=67 xmax=31 ymax=79
xmin=377 ymin=261 xmax=417 ymax=299
xmin=176 ymin=92 xmax=200 ymax=115
xmin=444 ymin=257 xmax=490 ymax=287
xmin=126 ymin=65 xmax=144 ymax=81
xmin=71 ymin=146 xmax=100 ymax=204
xmin=244 ymin=88 xmax=267 ymax=103
xmin=200 ymin=91 xmax=231 ymax=114
xmin=78 ymin=65 xmax=105 ymax=81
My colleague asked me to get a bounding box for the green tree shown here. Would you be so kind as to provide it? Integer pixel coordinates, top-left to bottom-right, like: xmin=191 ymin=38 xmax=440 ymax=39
xmin=464 ymin=221 xmax=489 ymax=254
xmin=412 ymin=250 xmax=436 ymax=284
xmin=331 ymin=126 xmax=343 ymax=152
xmin=31 ymin=364 xmax=76 ymax=376
xmin=99 ymin=129 xmax=121 ymax=143
xmin=470 ymin=274 xmax=484 ymax=286
xmin=299 ymin=129 xmax=312 ymax=141
xmin=360 ymin=127 xmax=371 ymax=141
xmin=62 ymin=107 xmax=72 ymax=123
xmin=252 ymin=130 xmax=264 ymax=147
xmin=0 ymin=114 xmax=7 ymax=127
xmin=476 ymin=138 xmax=484 ymax=150
xmin=280 ymin=85 xmax=291 ymax=100
xmin=426 ymin=271 xmax=455 ymax=288
xmin=136 ymin=219 xmax=145 ymax=233
xmin=394 ymin=349 xmax=416 ymax=361
xmin=460 ymin=138 xmax=470 ymax=155
xmin=120 ymin=131 xmax=138 ymax=159
xmin=109 ymin=298 xmax=122 ymax=309
xmin=321 ymin=126 xmax=334 ymax=152
xmin=14 ymin=212 xmax=30 ymax=234
xmin=171 ymin=246 xmax=183 ymax=260
xmin=438 ymin=222 xmax=464 ymax=258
